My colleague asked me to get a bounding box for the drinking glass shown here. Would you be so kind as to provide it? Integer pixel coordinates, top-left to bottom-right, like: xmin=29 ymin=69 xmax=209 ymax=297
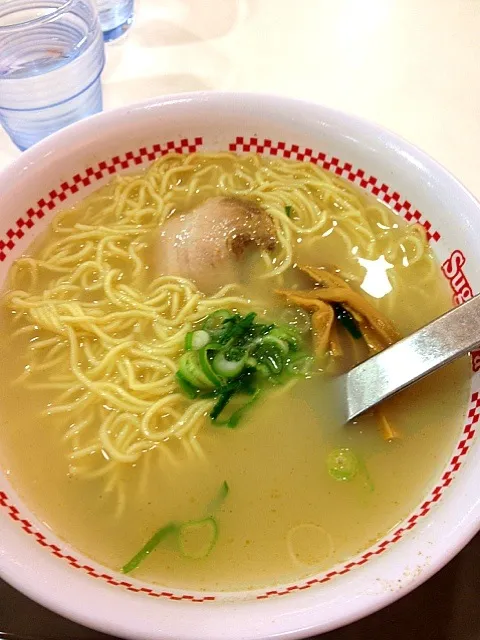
xmin=0 ymin=0 xmax=106 ymax=151
xmin=96 ymin=0 xmax=134 ymax=42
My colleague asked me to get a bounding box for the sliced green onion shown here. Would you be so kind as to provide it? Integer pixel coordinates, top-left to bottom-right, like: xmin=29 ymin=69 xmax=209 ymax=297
xmin=333 ymin=304 xmax=362 ymax=339
xmin=285 ymin=205 xmax=293 ymax=218
xmin=210 ymin=371 xmax=254 ymax=421
xmin=177 ymin=308 xmax=312 ymax=428
xmin=179 ymin=517 xmax=218 ymax=559
xmin=210 ymin=387 xmax=237 ymax=421
xmin=327 ymin=448 xmax=358 ymax=482
xmin=239 ymin=311 xmax=256 ymax=326
xmin=235 ymin=369 xmax=257 ymax=395
xmin=122 ymin=522 xmax=177 ymax=574
xmin=178 ymin=351 xmax=216 ymax=390
xmin=206 ymin=480 xmax=230 ymax=515
xmin=212 ymin=350 xmax=246 ymax=379
xmin=269 ymin=326 xmax=300 ymax=350
xmin=122 ymin=481 xmax=231 ymax=572
xmin=252 ymin=322 xmax=275 ymax=338
xmin=218 ymin=311 xmax=257 ymax=345
xmin=185 ymin=329 xmax=210 ymax=351
xmin=198 ymin=344 xmax=224 ymax=386
xmin=259 ymin=334 xmax=289 ymax=354
xmin=176 ymin=371 xmax=199 ymax=399
xmin=255 ymin=362 xmax=271 ymax=378
xmin=203 ymin=309 xmax=233 ymax=333
xmin=185 ymin=331 xmax=194 ymax=351
xmin=253 ymin=341 xmax=285 ymax=376
xmin=218 ymin=389 xmax=261 ymax=428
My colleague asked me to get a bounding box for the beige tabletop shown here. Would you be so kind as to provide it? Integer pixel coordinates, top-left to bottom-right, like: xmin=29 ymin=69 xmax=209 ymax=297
xmin=1 ymin=1 xmax=480 ymax=638
xmin=1 ymin=0 xmax=480 ymax=203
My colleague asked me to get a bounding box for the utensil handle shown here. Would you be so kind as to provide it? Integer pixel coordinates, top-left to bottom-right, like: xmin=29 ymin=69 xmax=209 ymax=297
xmin=344 ymin=293 xmax=480 ymax=421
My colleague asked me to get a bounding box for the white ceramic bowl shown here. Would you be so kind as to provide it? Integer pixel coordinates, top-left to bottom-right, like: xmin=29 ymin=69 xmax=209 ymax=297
xmin=1 ymin=92 xmax=480 ymax=640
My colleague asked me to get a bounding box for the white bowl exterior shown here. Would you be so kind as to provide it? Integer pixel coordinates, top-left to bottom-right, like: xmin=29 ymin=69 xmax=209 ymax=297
xmin=0 ymin=93 xmax=479 ymax=640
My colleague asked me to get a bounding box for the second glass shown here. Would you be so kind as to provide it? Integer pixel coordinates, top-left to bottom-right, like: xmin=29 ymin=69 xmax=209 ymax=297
xmin=0 ymin=0 xmax=105 ymax=151
xmin=96 ymin=0 xmax=134 ymax=42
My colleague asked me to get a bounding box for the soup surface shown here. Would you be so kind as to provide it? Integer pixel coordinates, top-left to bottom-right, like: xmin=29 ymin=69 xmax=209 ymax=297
xmin=0 ymin=153 xmax=470 ymax=591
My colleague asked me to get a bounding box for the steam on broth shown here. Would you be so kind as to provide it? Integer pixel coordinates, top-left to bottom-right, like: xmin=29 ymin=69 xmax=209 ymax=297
xmin=0 ymin=153 xmax=470 ymax=591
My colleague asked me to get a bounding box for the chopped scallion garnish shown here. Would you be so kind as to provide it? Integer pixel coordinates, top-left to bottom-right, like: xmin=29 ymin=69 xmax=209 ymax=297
xmin=185 ymin=329 xmax=211 ymax=351
xmin=176 ymin=310 xmax=311 ymax=427
xmin=212 ymin=350 xmax=246 ymax=379
xmin=206 ymin=480 xmax=230 ymax=514
xmin=122 ymin=481 xmax=230 ymax=574
xmin=327 ymin=448 xmax=358 ymax=482
xmin=177 ymin=351 xmax=215 ymax=390
xmin=175 ymin=371 xmax=200 ymax=399
xmin=203 ymin=309 xmax=234 ymax=334
xmin=210 ymin=386 xmax=237 ymax=421
xmin=179 ymin=517 xmax=218 ymax=559
xmin=121 ymin=522 xmax=177 ymax=574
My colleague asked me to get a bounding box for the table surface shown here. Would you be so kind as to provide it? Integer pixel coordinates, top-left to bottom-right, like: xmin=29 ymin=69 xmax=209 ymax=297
xmin=1 ymin=0 xmax=480 ymax=638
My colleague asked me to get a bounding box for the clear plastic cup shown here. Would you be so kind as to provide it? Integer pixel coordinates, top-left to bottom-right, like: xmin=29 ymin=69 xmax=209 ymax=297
xmin=0 ymin=0 xmax=106 ymax=151
xmin=96 ymin=0 xmax=134 ymax=42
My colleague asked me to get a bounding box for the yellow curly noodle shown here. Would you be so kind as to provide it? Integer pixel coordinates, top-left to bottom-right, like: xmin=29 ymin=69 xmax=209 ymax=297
xmin=4 ymin=152 xmax=437 ymax=513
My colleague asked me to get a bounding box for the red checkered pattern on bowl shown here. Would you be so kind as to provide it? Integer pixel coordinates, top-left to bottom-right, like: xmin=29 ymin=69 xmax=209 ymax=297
xmin=0 ymin=137 xmax=203 ymax=263
xmin=229 ymin=136 xmax=440 ymax=242
xmin=0 ymin=490 xmax=213 ymax=602
xmin=0 ymin=135 xmax=469 ymax=603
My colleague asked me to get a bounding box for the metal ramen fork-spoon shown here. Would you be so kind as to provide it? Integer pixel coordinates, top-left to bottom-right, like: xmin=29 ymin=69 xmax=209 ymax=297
xmin=332 ymin=293 xmax=480 ymax=422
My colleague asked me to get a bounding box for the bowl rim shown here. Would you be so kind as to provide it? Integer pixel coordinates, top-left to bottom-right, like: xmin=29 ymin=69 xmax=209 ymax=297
xmin=1 ymin=90 xmax=480 ymax=640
